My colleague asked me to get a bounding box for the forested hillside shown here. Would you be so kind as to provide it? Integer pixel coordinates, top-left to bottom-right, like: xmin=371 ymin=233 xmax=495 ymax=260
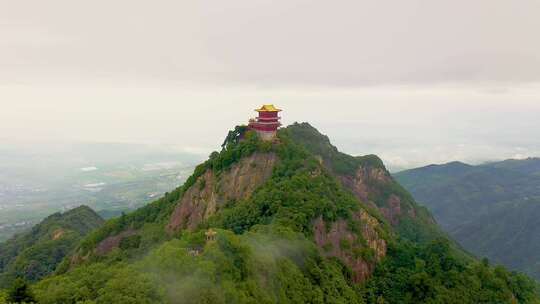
xmin=284 ymin=123 xmax=443 ymax=243
xmin=0 ymin=205 xmax=104 ymax=288
xmin=395 ymin=158 xmax=540 ymax=280
xmin=0 ymin=125 xmax=538 ymax=304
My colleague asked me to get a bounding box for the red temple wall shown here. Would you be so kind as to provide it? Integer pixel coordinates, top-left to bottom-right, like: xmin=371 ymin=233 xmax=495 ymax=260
xmin=259 ymin=112 xmax=279 ymax=118
xmin=250 ymin=123 xmax=280 ymax=131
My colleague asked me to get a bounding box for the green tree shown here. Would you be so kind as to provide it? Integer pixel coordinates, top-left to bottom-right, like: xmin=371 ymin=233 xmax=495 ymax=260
xmin=0 ymin=290 xmax=8 ymax=304
xmin=6 ymin=278 xmax=35 ymax=303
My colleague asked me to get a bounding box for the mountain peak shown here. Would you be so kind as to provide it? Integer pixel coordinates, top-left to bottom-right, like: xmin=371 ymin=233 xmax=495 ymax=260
xmin=12 ymin=118 xmax=539 ymax=303
xmin=421 ymin=161 xmax=472 ymax=170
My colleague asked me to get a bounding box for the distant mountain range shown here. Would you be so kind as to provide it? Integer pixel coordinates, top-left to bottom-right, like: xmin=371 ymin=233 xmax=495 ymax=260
xmin=395 ymin=158 xmax=540 ymax=279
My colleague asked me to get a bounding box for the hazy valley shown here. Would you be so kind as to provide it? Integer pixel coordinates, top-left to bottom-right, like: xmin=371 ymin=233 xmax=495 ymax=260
xmin=0 ymin=142 xmax=202 ymax=242
xmin=395 ymin=158 xmax=540 ymax=279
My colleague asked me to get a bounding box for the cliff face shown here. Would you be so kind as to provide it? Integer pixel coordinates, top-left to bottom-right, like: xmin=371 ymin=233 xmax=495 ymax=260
xmin=339 ymin=166 xmax=414 ymax=226
xmin=27 ymin=125 xmax=540 ymax=304
xmin=163 ymin=144 xmax=388 ymax=283
xmin=338 ymin=166 xmax=391 ymax=203
xmin=167 ymin=152 xmax=278 ymax=233
xmin=313 ymin=210 xmax=387 ymax=282
xmin=68 ymin=125 xmax=397 ymax=284
xmin=94 ymin=229 xmax=137 ymax=256
xmin=283 ymin=122 xmax=440 ymax=243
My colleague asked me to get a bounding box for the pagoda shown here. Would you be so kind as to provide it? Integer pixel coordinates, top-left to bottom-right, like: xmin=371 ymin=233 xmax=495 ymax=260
xmin=248 ymin=104 xmax=282 ymax=141
xmin=205 ymin=228 xmax=217 ymax=242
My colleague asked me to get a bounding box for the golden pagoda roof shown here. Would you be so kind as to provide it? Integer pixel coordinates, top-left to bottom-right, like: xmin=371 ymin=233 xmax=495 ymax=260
xmin=255 ymin=104 xmax=282 ymax=112
xmin=205 ymin=228 xmax=217 ymax=237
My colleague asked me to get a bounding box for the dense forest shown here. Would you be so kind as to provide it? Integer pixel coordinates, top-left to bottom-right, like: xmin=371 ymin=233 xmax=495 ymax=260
xmin=395 ymin=158 xmax=540 ymax=280
xmin=0 ymin=123 xmax=538 ymax=303
xmin=0 ymin=206 xmax=104 ymax=288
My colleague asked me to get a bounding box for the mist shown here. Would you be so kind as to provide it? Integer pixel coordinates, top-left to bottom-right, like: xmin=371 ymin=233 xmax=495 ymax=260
xmin=1 ymin=0 xmax=540 ymax=170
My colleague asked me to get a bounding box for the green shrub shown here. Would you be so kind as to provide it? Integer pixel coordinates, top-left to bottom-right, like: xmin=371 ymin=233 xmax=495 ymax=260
xmin=6 ymin=278 xmax=35 ymax=304
xmin=119 ymin=235 xmax=142 ymax=251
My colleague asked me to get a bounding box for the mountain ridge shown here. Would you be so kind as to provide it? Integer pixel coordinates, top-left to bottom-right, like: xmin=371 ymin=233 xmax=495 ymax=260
xmin=284 ymin=122 xmax=442 ymax=243
xmin=395 ymin=158 xmax=540 ymax=280
xmin=2 ymin=123 xmax=538 ymax=303
xmin=0 ymin=205 xmax=104 ymax=288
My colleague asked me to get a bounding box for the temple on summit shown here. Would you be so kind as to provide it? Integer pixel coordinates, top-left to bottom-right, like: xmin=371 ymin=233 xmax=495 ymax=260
xmin=248 ymin=104 xmax=282 ymax=141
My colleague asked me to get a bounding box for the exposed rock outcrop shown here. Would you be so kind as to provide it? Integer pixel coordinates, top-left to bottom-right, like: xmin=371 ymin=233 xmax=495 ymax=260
xmin=338 ymin=166 xmax=414 ymax=226
xmin=95 ymin=229 xmax=137 ymax=255
xmin=167 ymin=152 xmax=278 ymax=233
xmin=313 ymin=210 xmax=387 ymax=283
xmin=51 ymin=229 xmax=65 ymax=240
xmin=379 ymin=194 xmax=402 ymax=226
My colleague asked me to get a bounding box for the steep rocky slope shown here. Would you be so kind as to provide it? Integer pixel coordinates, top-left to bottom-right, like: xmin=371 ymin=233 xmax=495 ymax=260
xmin=163 ymin=132 xmax=390 ymax=282
xmin=20 ymin=124 xmax=540 ymax=304
xmin=168 ymin=152 xmax=278 ymax=232
xmin=313 ymin=210 xmax=387 ymax=283
xmin=284 ymin=122 xmax=442 ymax=243
xmin=62 ymin=125 xmax=391 ymax=284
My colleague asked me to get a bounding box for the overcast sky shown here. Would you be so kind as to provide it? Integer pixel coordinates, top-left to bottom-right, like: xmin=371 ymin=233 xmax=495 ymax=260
xmin=1 ymin=0 xmax=539 ymax=170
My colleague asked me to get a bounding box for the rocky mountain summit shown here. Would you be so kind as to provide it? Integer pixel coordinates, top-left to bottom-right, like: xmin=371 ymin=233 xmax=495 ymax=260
xmin=2 ymin=122 xmax=538 ymax=304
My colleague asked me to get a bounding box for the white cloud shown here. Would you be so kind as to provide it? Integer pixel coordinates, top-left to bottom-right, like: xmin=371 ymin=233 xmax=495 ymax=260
xmin=1 ymin=1 xmax=540 ymax=86
xmin=1 ymin=1 xmax=539 ymax=169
